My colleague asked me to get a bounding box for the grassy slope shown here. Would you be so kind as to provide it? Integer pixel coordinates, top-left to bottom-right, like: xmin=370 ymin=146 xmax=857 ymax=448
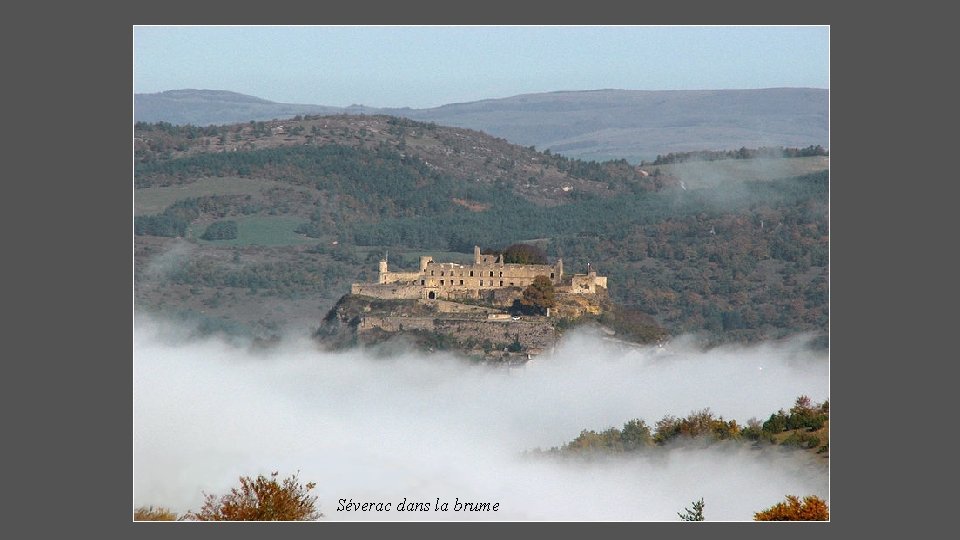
xmin=192 ymin=216 xmax=316 ymax=247
xmin=135 ymin=177 xmax=316 ymax=216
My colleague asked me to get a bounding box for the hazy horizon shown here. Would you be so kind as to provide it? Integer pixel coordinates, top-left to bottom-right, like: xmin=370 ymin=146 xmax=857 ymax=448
xmin=134 ymin=26 xmax=829 ymax=109
xmin=135 ymin=85 xmax=830 ymax=110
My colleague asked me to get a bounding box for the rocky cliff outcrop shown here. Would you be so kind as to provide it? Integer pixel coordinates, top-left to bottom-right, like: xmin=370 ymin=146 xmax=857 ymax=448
xmin=315 ymin=290 xmax=666 ymax=362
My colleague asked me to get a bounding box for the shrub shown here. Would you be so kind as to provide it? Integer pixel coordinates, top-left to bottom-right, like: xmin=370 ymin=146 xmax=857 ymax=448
xmin=653 ymin=415 xmax=680 ymax=444
xmin=754 ymin=495 xmax=829 ymax=521
xmin=785 ymin=395 xmax=828 ymax=431
xmin=762 ymin=410 xmax=789 ymax=434
xmin=564 ymin=428 xmax=624 ymax=453
xmin=134 ymin=506 xmax=177 ymax=521
xmin=804 ymin=415 xmax=826 ymax=431
xmin=678 ymin=498 xmax=705 ymax=521
xmin=740 ymin=418 xmax=763 ymax=440
xmin=620 ymin=419 xmax=653 ymax=449
xmin=184 ymin=471 xmax=321 ymax=521
xmin=780 ymin=431 xmax=821 ymax=449
xmin=501 ymin=243 xmax=548 ymax=264
xmin=201 ymin=220 xmax=239 ymax=240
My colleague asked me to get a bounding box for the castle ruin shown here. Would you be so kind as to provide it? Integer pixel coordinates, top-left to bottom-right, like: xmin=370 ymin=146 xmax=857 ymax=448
xmin=350 ymin=246 xmax=607 ymax=301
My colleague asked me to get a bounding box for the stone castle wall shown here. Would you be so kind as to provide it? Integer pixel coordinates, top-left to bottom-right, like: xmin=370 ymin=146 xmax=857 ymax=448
xmin=379 ymin=271 xmax=422 ymax=285
xmin=358 ymin=315 xmax=558 ymax=353
xmin=569 ymin=273 xmax=608 ymax=294
xmin=350 ymin=283 xmax=423 ymax=300
xmin=351 ymin=246 xmax=605 ymax=301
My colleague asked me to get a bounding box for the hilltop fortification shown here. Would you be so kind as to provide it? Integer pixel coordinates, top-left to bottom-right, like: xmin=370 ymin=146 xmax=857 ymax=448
xmin=318 ymin=247 xmax=627 ymax=361
xmin=351 ymin=245 xmax=607 ymax=302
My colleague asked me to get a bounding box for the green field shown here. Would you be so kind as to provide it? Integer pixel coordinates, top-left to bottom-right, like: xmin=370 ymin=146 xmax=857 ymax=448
xmin=652 ymin=156 xmax=829 ymax=189
xmin=191 ymin=216 xmax=318 ymax=247
xmin=134 ymin=176 xmax=315 ymax=216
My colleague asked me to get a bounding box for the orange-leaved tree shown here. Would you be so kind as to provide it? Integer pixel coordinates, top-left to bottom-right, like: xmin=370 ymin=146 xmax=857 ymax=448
xmin=133 ymin=506 xmax=178 ymax=521
xmin=754 ymin=495 xmax=829 ymax=521
xmin=185 ymin=471 xmax=322 ymax=521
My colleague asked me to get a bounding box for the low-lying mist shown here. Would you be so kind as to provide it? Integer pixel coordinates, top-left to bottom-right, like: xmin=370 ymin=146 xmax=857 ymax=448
xmin=134 ymin=316 xmax=828 ymax=521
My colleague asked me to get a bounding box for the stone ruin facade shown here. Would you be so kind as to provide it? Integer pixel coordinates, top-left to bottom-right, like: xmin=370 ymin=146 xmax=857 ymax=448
xmin=350 ymin=246 xmax=608 ymax=301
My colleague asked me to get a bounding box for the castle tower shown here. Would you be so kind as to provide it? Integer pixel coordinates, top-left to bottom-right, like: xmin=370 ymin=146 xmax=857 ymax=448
xmin=556 ymin=258 xmax=563 ymax=281
xmin=379 ymin=259 xmax=389 ymax=283
xmin=474 ymin=245 xmax=481 ymax=264
xmin=419 ymin=256 xmax=433 ymax=272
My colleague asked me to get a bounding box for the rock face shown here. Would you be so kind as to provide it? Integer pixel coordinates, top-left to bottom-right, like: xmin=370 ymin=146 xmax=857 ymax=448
xmin=316 ymin=284 xmax=667 ymax=361
xmin=316 ymin=294 xmax=592 ymax=361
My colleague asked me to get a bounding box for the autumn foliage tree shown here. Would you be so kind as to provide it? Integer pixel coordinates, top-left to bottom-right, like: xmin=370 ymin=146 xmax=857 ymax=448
xmin=652 ymin=408 xmax=741 ymax=444
xmin=184 ymin=471 xmax=322 ymax=521
xmin=520 ymin=275 xmax=556 ymax=315
xmin=133 ymin=506 xmax=177 ymax=521
xmin=754 ymin=495 xmax=829 ymax=521
xmin=762 ymin=396 xmax=829 ymax=434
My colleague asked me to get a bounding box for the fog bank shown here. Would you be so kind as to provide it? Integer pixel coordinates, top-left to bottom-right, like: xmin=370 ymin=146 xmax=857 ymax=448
xmin=134 ymin=319 xmax=828 ymax=520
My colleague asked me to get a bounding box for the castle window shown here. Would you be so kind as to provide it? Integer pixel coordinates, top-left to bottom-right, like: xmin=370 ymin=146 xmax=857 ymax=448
xmin=470 ymin=271 xmax=474 ymax=277
xmin=500 ymin=281 xmax=503 ymax=286
xmin=441 ymin=280 xmax=445 ymax=285
xmin=431 ymin=271 xmax=434 ymax=276
xmin=551 ymin=272 xmax=555 ymax=279
xmin=441 ymin=271 xmax=444 ymax=276
xmin=510 ymin=282 xmax=515 ymax=286
xmin=489 ymin=271 xmax=494 ymax=277
xmin=460 ymin=280 xmax=464 ymax=285
xmin=499 ymin=271 xmax=503 ymax=277
xmin=421 ymin=280 xmax=425 ymax=285
xmin=480 ymin=280 xmax=484 ymax=286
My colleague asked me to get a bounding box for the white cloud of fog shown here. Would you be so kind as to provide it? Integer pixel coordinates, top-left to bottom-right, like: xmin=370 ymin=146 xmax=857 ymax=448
xmin=142 ymin=238 xmax=195 ymax=281
xmin=134 ymin=318 xmax=828 ymax=521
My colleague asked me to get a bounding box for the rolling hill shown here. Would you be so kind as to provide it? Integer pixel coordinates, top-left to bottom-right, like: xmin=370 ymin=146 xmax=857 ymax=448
xmin=134 ymin=88 xmax=828 ymax=163
xmin=134 ymin=114 xmax=828 ymax=346
xmin=135 ymin=89 xmax=346 ymax=127
xmin=401 ymin=88 xmax=829 ymax=163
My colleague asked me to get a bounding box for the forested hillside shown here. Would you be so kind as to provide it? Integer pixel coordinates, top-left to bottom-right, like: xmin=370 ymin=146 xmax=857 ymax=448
xmin=534 ymin=395 xmax=829 ymax=460
xmin=134 ymin=114 xmax=828 ymax=346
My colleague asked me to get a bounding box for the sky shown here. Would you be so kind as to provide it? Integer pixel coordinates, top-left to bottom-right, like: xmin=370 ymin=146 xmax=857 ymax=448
xmin=133 ymin=26 xmax=829 ymax=109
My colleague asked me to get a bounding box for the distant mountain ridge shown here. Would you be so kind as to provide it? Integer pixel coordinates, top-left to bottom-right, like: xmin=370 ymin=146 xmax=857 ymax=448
xmin=135 ymin=89 xmax=344 ymax=127
xmin=135 ymin=88 xmax=828 ymax=163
